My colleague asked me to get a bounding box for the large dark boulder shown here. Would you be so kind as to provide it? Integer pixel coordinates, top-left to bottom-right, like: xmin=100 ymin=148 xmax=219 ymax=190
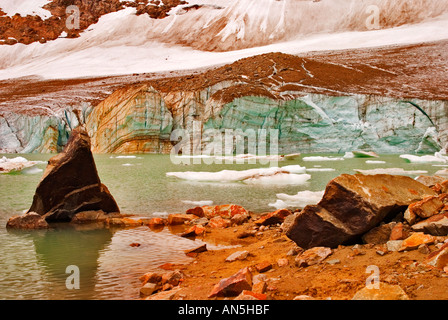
xmin=28 ymin=126 xmax=120 ymax=222
xmin=285 ymin=174 xmax=437 ymax=249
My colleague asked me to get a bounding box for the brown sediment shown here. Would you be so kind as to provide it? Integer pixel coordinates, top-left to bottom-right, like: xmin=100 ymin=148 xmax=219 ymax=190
xmin=159 ymin=218 xmax=448 ymax=300
xmin=1 ymin=40 xmax=447 ymax=117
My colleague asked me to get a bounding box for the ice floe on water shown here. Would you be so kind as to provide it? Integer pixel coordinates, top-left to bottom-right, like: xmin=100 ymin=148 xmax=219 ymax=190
xmin=366 ymin=160 xmax=386 ymax=164
xmin=152 ymin=211 xmax=169 ymax=217
xmin=0 ymin=156 xmax=45 ymax=174
xmin=111 ymin=155 xmax=138 ymax=159
xmin=243 ymin=173 xmax=311 ymax=185
xmin=354 ymin=168 xmax=428 ymax=175
xmin=166 ymin=165 xmax=310 ymax=185
xmin=302 ymin=156 xmax=345 ymax=162
xmin=269 ymin=190 xmax=325 ymax=210
xmin=306 ymin=168 xmax=336 ymax=172
xmin=181 ymin=200 xmax=214 ymax=206
xmin=400 ymin=154 xmax=448 ymax=163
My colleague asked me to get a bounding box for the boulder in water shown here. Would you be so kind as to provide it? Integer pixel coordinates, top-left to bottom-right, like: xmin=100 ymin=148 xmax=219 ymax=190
xmin=27 ymin=127 xmax=120 ymax=222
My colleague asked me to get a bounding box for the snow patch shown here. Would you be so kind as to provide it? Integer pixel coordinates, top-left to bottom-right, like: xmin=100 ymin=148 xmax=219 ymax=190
xmin=0 ymin=0 xmax=52 ymax=19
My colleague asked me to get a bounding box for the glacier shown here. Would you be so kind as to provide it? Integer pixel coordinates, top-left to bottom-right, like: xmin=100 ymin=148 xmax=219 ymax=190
xmin=0 ymin=89 xmax=447 ymax=155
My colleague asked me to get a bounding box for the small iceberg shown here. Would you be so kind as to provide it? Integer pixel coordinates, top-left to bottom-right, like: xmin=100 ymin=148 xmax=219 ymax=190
xmin=214 ymin=154 xmax=285 ymax=162
xmin=435 ymin=169 xmax=448 ymax=176
xmin=302 ymin=156 xmax=344 ymax=162
xmin=283 ymin=153 xmax=301 ymax=160
xmin=400 ymin=154 xmax=447 ymax=164
xmin=352 ymin=151 xmax=379 ymax=158
xmin=243 ymin=173 xmax=311 ymax=185
xmin=268 ymin=190 xmax=324 ymax=210
xmin=365 ymin=160 xmax=386 ymax=164
xmin=354 ymin=168 xmax=428 ymax=175
xmin=182 ymin=200 xmax=214 ymax=206
xmin=166 ymin=165 xmax=309 ymax=185
xmin=0 ymin=156 xmax=45 ymax=174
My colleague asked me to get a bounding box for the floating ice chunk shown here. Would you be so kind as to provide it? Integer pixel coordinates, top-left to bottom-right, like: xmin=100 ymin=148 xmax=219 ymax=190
xmin=243 ymin=173 xmax=311 ymax=185
xmin=354 ymin=168 xmax=428 ymax=175
xmin=352 ymin=151 xmax=379 ymax=158
xmin=115 ymin=155 xmax=137 ymax=159
xmin=22 ymin=167 xmax=43 ymax=174
xmin=343 ymin=152 xmax=355 ymax=159
xmin=152 ymin=211 xmax=169 ymax=217
xmin=166 ymin=165 xmax=307 ymax=183
xmin=122 ymin=163 xmax=134 ymax=166
xmin=0 ymin=156 xmax=44 ymax=173
xmin=400 ymin=154 xmax=447 ymax=163
xmin=215 ymin=154 xmax=285 ymax=162
xmin=365 ymin=160 xmax=386 ymax=164
xmin=306 ymin=168 xmax=336 ymax=172
xmin=302 ymin=156 xmax=344 ymax=161
xmin=269 ymin=190 xmax=324 ymax=209
xmin=182 ymin=200 xmax=214 ymax=206
xmin=435 ymin=169 xmax=448 ymax=176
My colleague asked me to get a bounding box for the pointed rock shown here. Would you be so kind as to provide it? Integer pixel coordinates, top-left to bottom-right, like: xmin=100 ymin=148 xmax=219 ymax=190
xmin=28 ymin=127 xmax=119 ymax=222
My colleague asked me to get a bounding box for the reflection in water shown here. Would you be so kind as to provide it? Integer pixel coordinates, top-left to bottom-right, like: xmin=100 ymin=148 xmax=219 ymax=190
xmin=15 ymin=224 xmax=114 ymax=300
xmin=3 ymin=223 xmax=221 ymax=300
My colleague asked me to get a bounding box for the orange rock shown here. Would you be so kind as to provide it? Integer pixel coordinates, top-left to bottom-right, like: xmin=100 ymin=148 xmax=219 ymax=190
xmin=145 ymin=217 xmax=167 ymax=226
xmin=252 ymin=280 xmax=267 ymax=294
xmin=180 ymin=224 xmax=206 ymax=237
xmin=167 ymin=213 xmax=199 ymax=225
xmin=411 ymin=212 xmax=448 ymax=236
xmin=184 ymin=244 xmax=207 ymax=257
xmin=255 ymin=261 xmax=272 ymax=273
xmin=399 ymin=232 xmax=435 ymax=251
xmin=295 ymin=247 xmax=332 ymax=267
xmin=208 ymin=267 xmax=252 ymax=298
xmin=424 ymin=242 xmax=448 ymax=269
xmin=139 ymin=272 xmax=162 ymax=286
xmin=189 ymin=204 xmax=248 ymax=219
xmin=208 ymin=216 xmax=231 ymax=228
xmin=240 ymin=290 xmax=267 ymax=300
xmin=407 ymin=195 xmax=444 ymax=219
xmin=254 ymin=209 xmax=292 ymax=226
xmin=107 ymin=217 xmax=143 ymax=227
xmin=389 ymin=222 xmax=411 ymax=241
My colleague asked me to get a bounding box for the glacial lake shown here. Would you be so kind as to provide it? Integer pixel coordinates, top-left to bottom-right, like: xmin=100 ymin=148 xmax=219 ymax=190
xmin=0 ymin=153 xmax=446 ymax=300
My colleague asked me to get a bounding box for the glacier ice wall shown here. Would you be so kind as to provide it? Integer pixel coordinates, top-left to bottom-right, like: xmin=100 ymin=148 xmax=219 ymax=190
xmin=0 ymin=87 xmax=446 ymax=154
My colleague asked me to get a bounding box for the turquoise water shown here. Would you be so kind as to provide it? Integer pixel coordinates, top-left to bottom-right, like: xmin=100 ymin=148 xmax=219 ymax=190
xmin=0 ymin=153 xmax=446 ymax=300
